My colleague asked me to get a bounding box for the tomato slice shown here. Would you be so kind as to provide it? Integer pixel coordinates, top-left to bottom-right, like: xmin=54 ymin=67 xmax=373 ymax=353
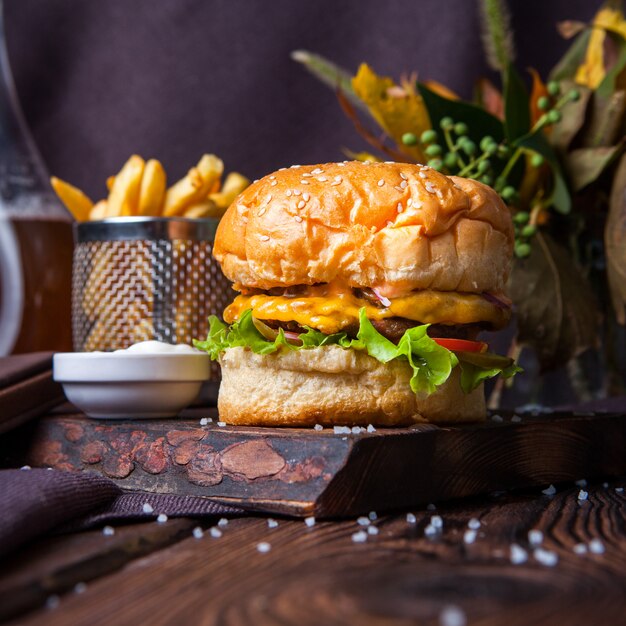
xmin=433 ymin=338 xmax=487 ymax=353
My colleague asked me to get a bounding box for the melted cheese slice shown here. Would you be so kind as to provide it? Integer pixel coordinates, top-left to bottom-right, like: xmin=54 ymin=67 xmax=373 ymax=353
xmin=224 ymin=285 xmax=508 ymax=334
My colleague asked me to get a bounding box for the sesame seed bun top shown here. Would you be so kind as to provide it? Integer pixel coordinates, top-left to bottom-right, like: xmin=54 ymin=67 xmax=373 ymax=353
xmin=213 ymin=161 xmax=514 ymax=297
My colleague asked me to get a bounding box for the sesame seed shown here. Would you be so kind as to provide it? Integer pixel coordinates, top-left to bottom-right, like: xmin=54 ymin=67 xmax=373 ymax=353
xmin=317 ymin=176 xmax=327 ymax=182
xmin=311 ymin=168 xmax=323 ymax=175
xmin=291 ymin=164 xmax=300 ymax=168
xmin=377 ymin=179 xmax=385 ymax=187
xmin=337 ymin=162 xmax=346 ymax=166
xmin=265 ymin=194 xmax=272 ymax=203
xmin=302 ymin=172 xmax=312 ymax=177
xmin=534 ymin=548 xmax=558 ymax=566
xmin=301 ymin=180 xmax=310 ymax=185
xmin=270 ymin=180 xmax=277 ymax=186
xmin=397 ymin=202 xmax=403 ymax=213
xmin=192 ymin=527 xmax=204 ymax=539
xmin=406 ymin=513 xmax=417 ymax=524
xmin=102 ymin=526 xmax=115 ymax=536
xmin=297 ymin=200 xmax=305 ymax=209
xmin=294 ymin=216 xmax=303 ymax=223
xmin=578 ymin=489 xmax=588 ymax=501
xmin=463 ymin=529 xmax=477 ymax=544
xmin=157 ymin=514 xmax=168 ymax=523
xmin=439 ymin=605 xmax=466 ymax=626
xmin=267 ymin=518 xmax=278 ymax=528
xmin=407 ymin=198 xmax=413 ymax=207
xmin=400 ymin=180 xmax=408 ymax=189
xmin=351 ymin=530 xmax=367 ymax=543
xmin=253 ymin=179 xmax=259 ymax=184
xmin=305 ymin=516 xmax=316 ymax=527
xmin=357 ymin=516 xmax=371 ymax=526
xmin=542 ymin=484 xmax=557 ymax=496
xmin=218 ymin=518 xmax=229 ymax=527
xmin=573 ymin=543 xmax=587 ymax=554
xmin=257 ymin=542 xmax=271 ymax=553
xmin=286 ymin=190 xmax=292 ymax=197
xmin=425 ymin=182 xmax=436 ymax=193
xmin=294 ymin=189 xmax=302 ymax=196
xmin=367 ymin=525 xmax=379 ymax=536
xmin=510 ymin=544 xmax=528 ymax=564
xmin=303 ymin=192 xmax=310 ymax=201
xmin=142 ymin=503 xmax=154 ymax=514
xmin=269 ymin=175 xmax=276 ymax=180
xmin=528 ymin=530 xmax=544 ymax=546
xmin=313 ymin=423 xmax=323 ymax=431
xmin=400 ymin=172 xmax=407 ymax=180
xmin=468 ymin=518 xmax=481 ymax=530
xmin=241 ymin=216 xmax=248 ymax=223
xmin=589 ymin=539 xmax=605 ymax=554
xmin=259 ymin=235 xmax=270 ymax=242
xmin=210 ymin=527 xmax=222 ymax=538
xmin=258 ymin=207 xmax=267 ymax=216
xmin=419 ymin=171 xmax=428 ymax=179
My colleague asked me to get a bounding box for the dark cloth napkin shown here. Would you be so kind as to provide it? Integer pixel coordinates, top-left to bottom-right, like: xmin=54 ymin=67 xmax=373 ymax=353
xmin=0 ymin=468 xmax=243 ymax=558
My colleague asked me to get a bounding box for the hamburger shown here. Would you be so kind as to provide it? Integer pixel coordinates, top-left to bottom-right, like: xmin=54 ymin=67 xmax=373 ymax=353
xmin=196 ymin=161 xmax=520 ymax=426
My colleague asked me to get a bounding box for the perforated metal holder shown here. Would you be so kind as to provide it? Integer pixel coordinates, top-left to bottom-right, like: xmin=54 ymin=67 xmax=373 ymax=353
xmin=72 ymin=217 xmax=232 ymax=383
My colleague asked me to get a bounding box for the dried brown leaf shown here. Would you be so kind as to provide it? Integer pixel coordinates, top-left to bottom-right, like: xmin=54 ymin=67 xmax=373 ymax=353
xmin=606 ymin=153 xmax=626 ymax=324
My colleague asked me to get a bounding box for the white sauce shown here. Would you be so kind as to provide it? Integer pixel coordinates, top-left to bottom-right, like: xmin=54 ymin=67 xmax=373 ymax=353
xmin=112 ymin=341 xmax=198 ymax=355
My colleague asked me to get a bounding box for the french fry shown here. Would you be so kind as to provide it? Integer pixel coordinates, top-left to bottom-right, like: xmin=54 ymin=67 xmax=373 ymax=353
xmin=50 ymin=176 xmax=94 ymax=222
xmin=106 ymin=155 xmax=145 ymax=217
xmin=89 ymin=200 xmax=108 ymax=220
xmin=163 ymin=154 xmax=224 ymax=217
xmin=182 ymin=200 xmax=221 ymax=219
xmin=138 ymin=159 xmax=167 ymax=216
xmin=209 ymin=172 xmax=250 ymax=211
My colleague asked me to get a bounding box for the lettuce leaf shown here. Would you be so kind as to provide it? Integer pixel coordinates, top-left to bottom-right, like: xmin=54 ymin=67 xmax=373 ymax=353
xmin=194 ymin=308 xmax=520 ymax=395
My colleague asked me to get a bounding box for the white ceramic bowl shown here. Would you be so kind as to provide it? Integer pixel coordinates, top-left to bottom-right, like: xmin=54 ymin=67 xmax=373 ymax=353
xmin=53 ymin=350 xmax=211 ymax=419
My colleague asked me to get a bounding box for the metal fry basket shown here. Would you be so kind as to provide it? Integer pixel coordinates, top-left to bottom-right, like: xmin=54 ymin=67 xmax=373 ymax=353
xmin=72 ymin=218 xmax=232 ymax=380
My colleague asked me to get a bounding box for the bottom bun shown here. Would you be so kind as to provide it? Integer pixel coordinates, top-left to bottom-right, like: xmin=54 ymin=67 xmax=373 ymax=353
xmin=218 ymin=345 xmax=485 ymax=427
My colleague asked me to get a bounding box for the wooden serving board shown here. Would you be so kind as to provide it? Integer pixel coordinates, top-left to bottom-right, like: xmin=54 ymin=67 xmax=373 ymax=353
xmin=2 ymin=408 xmax=625 ymax=518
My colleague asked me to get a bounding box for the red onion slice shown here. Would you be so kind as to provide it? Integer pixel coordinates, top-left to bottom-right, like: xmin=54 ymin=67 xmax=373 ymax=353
xmin=481 ymin=292 xmax=512 ymax=310
xmin=370 ymin=288 xmax=392 ymax=308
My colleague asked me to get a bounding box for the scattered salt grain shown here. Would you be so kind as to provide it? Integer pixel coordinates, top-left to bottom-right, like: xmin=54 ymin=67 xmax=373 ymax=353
xmin=573 ymin=543 xmax=587 ymax=555
xmin=351 ymin=426 xmax=362 ymax=434
xmin=257 ymin=542 xmax=271 ymax=553
xmin=267 ymin=518 xmax=278 ymax=528
xmin=491 ymin=414 xmax=503 ymax=423
xmin=304 ymin=516 xmax=316 ymax=528
xmin=367 ymin=525 xmax=379 ymax=536
xmin=463 ymin=529 xmax=477 ymax=544
xmin=333 ymin=425 xmax=351 ymax=435
xmin=439 ymin=604 xmax=466 ymax=626
xmin=534 ymin=548 xmax=558 ymax=567
xmin=577 ymin=489 xmax=588 ymax=501
xmin=603 ymin=482 xmax=609 ymax=488
xmin=45 ymin=595 xmax=60 ymax=610
xmin=217 ymin=518 xmax=229 ymax=527
xmin=368 ymin=511 xmax=378 ymax=521
xmin=424 ymin=524 xmax=438 ymax=537
xmin=528 ymin=529 xmax=543 ymax=546
xmin=510 ymin=544 xmax=528 ymax=564
xmin=616 ymin=487 xmax=624 ymax=493
xmin=351 ymin=530 xmax=367 ymax=543
xmin=357 ymin=516 xmax=371 ymax=526
xmin=430 ymin=515 xmax=443 ymax=529
xmin=217 ymin=422 xmax=226 ymax=427
xmin=575 ymin=478 xmax=588 ymax=487
xmin=511 ymin=415 xmax=522 ymax=423
xmin=20 ymin=465 xmax=31 ymax=471
xmin=542 ymin=484 xmax=557 ymax=496
xmin=313 ymin=424 xmax=323 ymax=431
xmin=366 ymin=424 xmax=376 ymax=433
xmin=157 ymin=514 xmax=168 ymax=523
xmin=468 ymin=518 xmax=481 ymax=530
xmin=210 ymin=527 xmax=222 ymax=538
xmin=200 ymin=417 xmax=210 ymax=426
xmin=142 ymin=503 xmax=154 ymax=514
xmin=74 ymin=582 xmax=87 ymax=594
xmin=426 ymin=503 xmax=437 ymax=511
xmin=589 ymin=539 xmax=605 ymax=554
xmin=406 ymin=513 xmax=417 ymax=524
xmin=102 ymin=526 xmax=115 ymax=536
xmin=192 ymin=527 xmax=204 ymax=539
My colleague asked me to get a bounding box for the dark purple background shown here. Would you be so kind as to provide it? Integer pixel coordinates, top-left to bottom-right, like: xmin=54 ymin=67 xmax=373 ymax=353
xmin=5 ymin=0 xmax=599 ymax=197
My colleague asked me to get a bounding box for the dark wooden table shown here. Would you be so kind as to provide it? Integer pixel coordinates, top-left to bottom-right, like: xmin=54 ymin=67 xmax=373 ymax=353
xmin=2 ymin=478 xmax=625 ymax=625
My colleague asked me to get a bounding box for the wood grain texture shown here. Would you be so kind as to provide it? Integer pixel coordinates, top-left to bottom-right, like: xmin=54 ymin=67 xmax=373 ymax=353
xmin=1 ymin=410 xmax=625 ymax=517
xmin=0 ymin=520 xmax=195 ymax=623
xmin=8 ymin=482 xmax=625 ymax=626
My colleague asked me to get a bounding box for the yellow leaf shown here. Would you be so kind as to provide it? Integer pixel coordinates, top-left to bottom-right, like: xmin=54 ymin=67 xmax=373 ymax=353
xmin=576 ymin=6 xmax=626 ymax=88
xmin=351 ymin=64 xmax=430 ymax=162
xmin=342 ymin=149 xmax=383 ymax=162
xmin=422 ymin=80 xmax=459 ymax=101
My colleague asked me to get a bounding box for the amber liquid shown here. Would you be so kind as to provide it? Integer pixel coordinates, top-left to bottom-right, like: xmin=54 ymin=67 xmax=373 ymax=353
xmin=0 ymin=218 xmax=73 ymax=353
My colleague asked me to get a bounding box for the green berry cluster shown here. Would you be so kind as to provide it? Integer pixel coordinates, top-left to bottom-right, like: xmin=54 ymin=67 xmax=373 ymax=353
xmin=535 ymin=81 xmax=580 ymax=130
xmin=512 ymin=211 xmax=536 ymax=258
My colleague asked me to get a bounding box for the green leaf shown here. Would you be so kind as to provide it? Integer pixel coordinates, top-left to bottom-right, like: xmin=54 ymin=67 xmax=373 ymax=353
xmin=478 ymin=0 xmax=516 ymax=72
xmin=503 ymin=63 xmax=530 ymax=141
xmin=563 ymin=144 xmax=624 ymax=191
xmin=417 ymin=82 xmax=505 ymax=142
xmin=290 ymin=50 xmax=367 ymax=113
xmin=513 ymin=131 xmax=571 ymax=213
xmin=549 ymin=28 xmax=592 ymax=82
xmin=458 ymin=359 xmax=522 ymax=394
xmin=605 ymin=153 xmax=626 ymax=324
xmin=509 ymin=232 xmax=600 ymax=371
